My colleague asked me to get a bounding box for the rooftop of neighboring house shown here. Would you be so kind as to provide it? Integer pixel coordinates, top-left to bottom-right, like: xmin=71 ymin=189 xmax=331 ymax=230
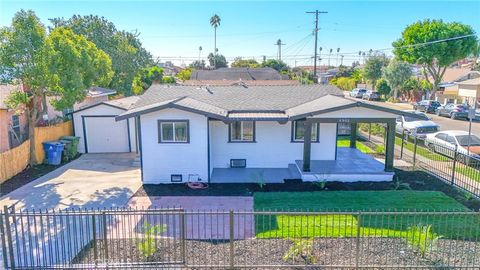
xmin=87 ymin=86 xmax=117 ymax=98
xmin=457 ymin=77 xmax=480 ymax=86
xmin=116 ymin=84 xmax=427 ymax=122
xmin=0 ymin=84 xmax=22 ymax=110
xmin=439 ymin=68 xmax=477 ymax=83
xmin=181 ymin=79 xmax=301 ymax=87
xmin=190 ymin=67 xmax=285 ymax=81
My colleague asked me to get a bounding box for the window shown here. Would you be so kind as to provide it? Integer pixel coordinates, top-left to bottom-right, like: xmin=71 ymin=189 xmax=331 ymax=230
xmin=435 ymin=133 xmax=447 ymax=141
xmin=229 ymin=121 xmax=254 ymax=142
xmin=11 ymin=115 xmax=20 ymax=134
xmin=158 ymin=120 xmax=189 ymax=143
xmin=292 ymin=120 xmax=319 ymax=142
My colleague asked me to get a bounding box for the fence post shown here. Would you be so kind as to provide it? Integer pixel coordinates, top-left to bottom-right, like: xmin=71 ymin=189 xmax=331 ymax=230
xmin=413 ymin=136 xmax=418 ymax=168
xmin=0 ymin=208 xmax=10 ymax=269
xmin=180 ymin=210 xmax=186 ymax=264
xmin=229 ymin=210 xmax=234 ymax=270
xmin=92 ymin=214 xmax=98 ymax=266
xmin=3 ymin=206 xmax=15 ymax=270
xmin=102 ymin=211 xmax=108 ymax=264
xmin=368 ymin=123 xmax=371 ymax=141
xmin=451 ymin=145 xmax=458 ymax=185
xmin=400 ymin=129 xmax=405 ymax=159
xmin=355 ymin=212 xmax=362 ymax=270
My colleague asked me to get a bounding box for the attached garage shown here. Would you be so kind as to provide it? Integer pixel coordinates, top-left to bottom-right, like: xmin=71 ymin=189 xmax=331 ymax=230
xmin=72 ymin=97 xmax=138 ymax=153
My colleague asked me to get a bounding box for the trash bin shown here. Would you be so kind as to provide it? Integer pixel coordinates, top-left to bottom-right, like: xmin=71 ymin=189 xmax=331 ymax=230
xmin=43 ymin=141 xmax=64 ymax=165
xmin=60 ymin=136 xmax=80 ymax=160
xmin=59 ymin=139 xmax=71 ymax=162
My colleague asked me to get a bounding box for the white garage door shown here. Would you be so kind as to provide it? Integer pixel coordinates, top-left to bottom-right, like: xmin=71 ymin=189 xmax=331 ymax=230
xmin=84 ymin=116 xmax=130 ymax=153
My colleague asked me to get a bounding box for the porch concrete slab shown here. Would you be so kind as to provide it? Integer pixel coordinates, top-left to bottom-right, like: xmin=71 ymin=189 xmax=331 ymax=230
xmin=125 ymin=196 xmax=254 ymax=239
xmin=0 ymin=153 xmax=141 ymax=210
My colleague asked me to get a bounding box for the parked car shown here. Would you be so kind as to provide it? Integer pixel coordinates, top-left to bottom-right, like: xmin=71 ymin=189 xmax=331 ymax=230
xmin=425 ymin=130 xmax=480 ymax=163
xmin=413 ymin=100 xmax=441 ymax=114
xmin=395 ymin=110 xmax=439 ymax=138
xmin=362 ymin=91 xmax=380 ymax=101
xmin=349 ymin=88 xmax=367 ymax=98
xmin=435 ymin=103 xmax=470 ymax=120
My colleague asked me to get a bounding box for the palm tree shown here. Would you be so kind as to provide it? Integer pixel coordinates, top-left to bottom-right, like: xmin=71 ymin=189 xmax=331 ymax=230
xmin=210 ymin=14 xmax=221 ymax=68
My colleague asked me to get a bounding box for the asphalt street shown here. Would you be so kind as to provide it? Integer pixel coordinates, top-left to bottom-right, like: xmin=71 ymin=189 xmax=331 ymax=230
xmin=346 ymin=95 xmax=480 ymax=136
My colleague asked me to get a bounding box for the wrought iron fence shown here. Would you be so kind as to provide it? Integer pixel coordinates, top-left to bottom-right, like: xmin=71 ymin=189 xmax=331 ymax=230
xmin=397 ymin=133 xmax=480 ymax=198
xmin=1 ymin=207 xmax=479 ymax=269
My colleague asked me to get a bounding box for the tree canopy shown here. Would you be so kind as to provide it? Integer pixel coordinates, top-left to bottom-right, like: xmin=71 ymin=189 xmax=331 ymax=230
xmin=393 ymin=19 xmax=477 ymax=95
xmin=1 ymin=10 xmax=113 ymax=164
xmin=132 ymin=66 xmax=163 ymax=95
xmin=207 ymin=53 xmax=228 ymax=68
xmin=189 ymin=60 xmax=206 ymax=69
xmin=382 ymin=59 xmax=412 ymax=98
xmin=176 ymin=68 xmax=193 ymax=81
xmin=363 ymin=53 xmax=389 ymax=90
xmin=50 ymin=15 xmax=153 ymax=96
xmin=231 ymin=58 xmax=260 ymax=68
xmin=262 ymin=59 xmax=289 ymax=72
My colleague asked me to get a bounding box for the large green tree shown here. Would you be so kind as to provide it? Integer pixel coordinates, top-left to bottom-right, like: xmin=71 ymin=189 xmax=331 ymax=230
xmin=1 ymin=10 xmax=113 ymax=165
xmin=262 ymin=59 xmax=289 ymax=72
xmin=363 ymin=53 xmax=389 ymax=90
xmin=207 ymin=53 xmax=228 ymax=68
xmin=132 ymin=66 xmax=163 ymax=95
xmin=50 ymin=15 xmax=153 ymax=96
xmin=393 ymin=20 xmax=477 ymax=96
xmin=231 ymin=57 xmax=260 ymax=68
xmin=382 ymin=59 xmax=412 ymax=98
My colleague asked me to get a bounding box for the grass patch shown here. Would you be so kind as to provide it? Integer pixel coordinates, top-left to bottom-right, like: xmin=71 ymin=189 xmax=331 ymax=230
xmin=337 ymin=137 xmax=374 ymax=154
xmin=455 ymin=165 xmax=480 ymax=183
xmin=254 ymin=191 xmax=478 ymax=239
xmin=394 ymin=137 xmax=449 ymax=161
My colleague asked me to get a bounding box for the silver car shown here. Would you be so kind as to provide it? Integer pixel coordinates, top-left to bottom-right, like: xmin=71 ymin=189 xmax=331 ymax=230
xmin=425 ymin=130 xmax=480 ymax=163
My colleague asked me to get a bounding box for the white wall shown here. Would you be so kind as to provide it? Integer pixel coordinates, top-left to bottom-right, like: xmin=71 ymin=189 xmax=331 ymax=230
xmin=73 ymin=104 xmax=136 ymax=153
xmin=141 ymin=108 xmax=209 ymax=184
xmin=210 ymin=121 xmax=336 ymax=170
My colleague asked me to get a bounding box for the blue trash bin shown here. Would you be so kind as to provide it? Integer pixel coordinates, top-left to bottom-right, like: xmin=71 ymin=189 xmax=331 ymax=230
xmin=43 ymin=141 xmax=65 ymax=165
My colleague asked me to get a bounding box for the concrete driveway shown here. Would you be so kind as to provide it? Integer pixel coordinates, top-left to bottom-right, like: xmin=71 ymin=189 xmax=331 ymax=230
xmin=0 ymin=153 xmax=141 ymax=210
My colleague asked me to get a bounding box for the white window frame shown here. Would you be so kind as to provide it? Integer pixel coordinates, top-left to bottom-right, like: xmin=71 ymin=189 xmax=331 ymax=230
xmin=229 ymin=121 xmax=255 ymax=142
xmin=292 ymin=120 xmax=319 ymax=142
xmin=158 ymin=120 xmax=189 ymax=143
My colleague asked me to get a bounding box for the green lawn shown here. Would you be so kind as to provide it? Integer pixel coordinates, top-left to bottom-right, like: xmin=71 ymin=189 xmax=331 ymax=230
xmin=337 ymin=137 xmax=374 ymax=154
xmin=254 ymin=191 xmax=478 ymax=239
xmin=455 ymin=165 xmax=480 ymax=183
xmin=395 ymin=137 xmax=449 ymax=161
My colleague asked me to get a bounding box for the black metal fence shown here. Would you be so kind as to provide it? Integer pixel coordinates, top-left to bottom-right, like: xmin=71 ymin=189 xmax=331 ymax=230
xmin=396 ymin=133 xmax=480 ymax=198
xmin=1 ymin=207 xmax=479 ymax=269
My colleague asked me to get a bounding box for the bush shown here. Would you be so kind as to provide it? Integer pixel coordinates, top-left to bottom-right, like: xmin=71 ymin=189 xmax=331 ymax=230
xmin=387 ymin=97 xmax=400 ymax=103
xmin=406 ymin=225 xmax=441 ymax=257
xmin=137 ymin=222 xmax=167 ymax=258
xmin=283 ymin=238 xmax=316 ymax=264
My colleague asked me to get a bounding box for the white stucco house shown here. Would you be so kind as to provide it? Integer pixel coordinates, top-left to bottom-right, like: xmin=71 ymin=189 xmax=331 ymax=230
xmin=72 ymin=85 xmax=425 ymax=184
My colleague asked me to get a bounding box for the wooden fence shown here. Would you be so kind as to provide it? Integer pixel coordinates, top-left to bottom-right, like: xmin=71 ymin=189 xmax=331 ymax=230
xmin=0 ymin=121 xmax=73 ymax=183
xmin=0 ymin=140 xmax=30 ymax=184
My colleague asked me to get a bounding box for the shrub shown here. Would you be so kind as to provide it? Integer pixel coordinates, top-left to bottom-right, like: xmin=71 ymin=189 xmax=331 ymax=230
xmin=375 ymin=145 xmax=385 ymax=155
xmin=137 ymin=222 xmax=167 ymax=258
xmin=406 ymin=224 xmax=441 ymax=257
xmin=283 ymin=238 xmax=316 ymax=264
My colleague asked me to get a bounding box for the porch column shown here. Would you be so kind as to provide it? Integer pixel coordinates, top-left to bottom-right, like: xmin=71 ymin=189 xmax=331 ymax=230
xmin=350 ymin=122 xmax=357 ymax=148
xmin=303 ymin=120 xmax=312 ymax=172
xmin=385 ymin=119 xmax=396 ymax=172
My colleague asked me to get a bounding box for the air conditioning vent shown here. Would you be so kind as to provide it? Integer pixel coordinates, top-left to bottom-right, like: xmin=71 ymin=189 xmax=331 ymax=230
xmin=230 ymin=159 xmax=246 ymax=168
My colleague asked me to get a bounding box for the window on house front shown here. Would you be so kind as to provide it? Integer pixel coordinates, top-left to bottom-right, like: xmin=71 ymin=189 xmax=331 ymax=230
xmin=229 ymin=121 xmax=254 ymax=142
xmin=158 ymin=120 xmax=189 ymax=143
xmin=11 ymin=115 xmax=20 ymax=134
xmin=292 ymin=120 xmax=319 ymax=142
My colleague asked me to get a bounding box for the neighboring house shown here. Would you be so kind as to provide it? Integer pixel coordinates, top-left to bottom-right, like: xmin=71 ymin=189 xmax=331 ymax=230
xmin=457 ymin=78 xmax=480 ymax=107
xmin=0 ymin=85 xmax=28 ymax=152
xmin=181 ymin=80 xmax=300 ymax=87
xmin=46 ymin=86 xmax=117 ymax=120
xmin=433 ymin=69 xmax=480 ymax=104
xmin=190 ymin=67 xmax=288 ymax=81
xmin=73 ymin=84 xmax=424 ymax=184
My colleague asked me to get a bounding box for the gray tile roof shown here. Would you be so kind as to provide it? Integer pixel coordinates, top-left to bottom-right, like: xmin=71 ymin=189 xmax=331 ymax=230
xmin=87 ymin=86 xmax=117 ymax=97
xmin=190 ymin=67 xmax=284 ymax=80
xmin=105 ymin=96 xmax=140 ymax=110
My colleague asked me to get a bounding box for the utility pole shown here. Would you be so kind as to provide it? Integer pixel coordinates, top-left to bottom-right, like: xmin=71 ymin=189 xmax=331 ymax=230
xmin=275 ymin=39 xmax=285 ymax=61
xmin=340 ymin=55 xmax=344 ymax=66
xmin=306 ymin=10 xmax=328 ymax=81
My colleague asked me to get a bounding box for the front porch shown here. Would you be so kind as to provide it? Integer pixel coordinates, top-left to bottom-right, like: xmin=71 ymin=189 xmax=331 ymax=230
xmin=210 ymin=147 xmax=393 ymax=183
